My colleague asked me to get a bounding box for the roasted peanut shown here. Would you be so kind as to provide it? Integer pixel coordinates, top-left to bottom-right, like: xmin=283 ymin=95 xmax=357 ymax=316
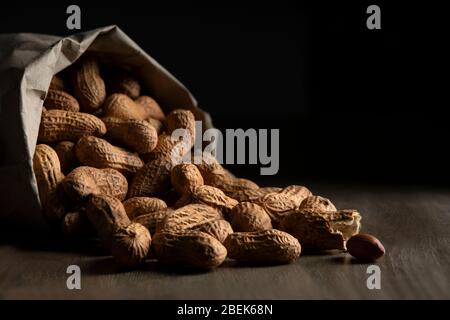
xmin=192 ymin=219 xmax=233 ymax=243
xmin=49 ymin=74 xmax=66 ymax=91
xmin=72 ymin=57 xmax=106 ymax=112
xmin=103 ymin=93 xmax=158 ymax=121
xmin=33 ymin=144 xmax=66 ymax=224
xmin=110 ymin=222 xmax=151 ymax=268
xmin=224 ymin=229 xmax=301 ymax=264
xmin=171 ymin=163 xmax=204 ymax=195
xmin=157 ymin=203 xmax=222 ymax=233
xmin=61 ymin=209 xmax=94 ymax=238
xmin=123 ymin=197 xmax=167 ymax=219
xmin=135 ymin=96 xmax=165 ymax=121
xmin=38 ymin=110 xmax=106 ymax=143
xmin=108 ymin=72 xmax=141 ymax=99
xmin=54 ymin=141 xmax=78 ymax=174
xmin=75 ymin=136 xmax=144 ymax=175
xmin=62 ymin=166 xmax=128 ymax=201
xmin=230 ymin=202 xmax=272 ymax=232
xmin=153 ymin=230 xmax=227 ymax=269
xmin=166 ymin=109 xmax=195 ymax=147
xmin=44 ymin=89 xmax=80 ymax=112
xmin=132 ymin=208 xmax=174 ymax=235
xmin=85 ymin=194 xmax=131 ymax=246
xmin=102 ymin=117 xmax=158 ymax=154
xmin=184 ymin=185 xmax=238 ymax=217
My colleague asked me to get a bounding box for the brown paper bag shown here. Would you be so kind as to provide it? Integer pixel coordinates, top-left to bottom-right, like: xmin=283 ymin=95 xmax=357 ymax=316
xmin=0 ymin=25 xmax=212 ymax=231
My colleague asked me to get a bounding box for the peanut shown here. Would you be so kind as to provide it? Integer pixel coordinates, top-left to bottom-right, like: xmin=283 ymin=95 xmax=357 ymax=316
xmin=142 ymin=133 xmax=190 ymax=163
xmin=193 ymin=219 xmax=233 ymax=243
xmin=102 ymin=117 xmax=158 ymax=154
xmin=160 ymin=188 xmax=182 ymax=207
xmin=61 ymin=209 xmax=94 ymax=238
xmin=44 ymin=89 xmax=80 ymax=112
xmin=128 ymin=155 xmax=174 ymax=198
xmin=220 ymin=187 xmax=281 ymax=203
xmin=183 ymin=185 xmax=238 ymax=217
xmin=62 ymin=166 xmax=128 ymax=201
xmin=72 ymin=57 xmax=106 ymax=112
xmin=166 ymin=109 xmax=196 ymax=146
xmin=157 ymin=203 xmax=222 ymax=233
xmin=38 ymin=109 xmax=106 ymax=143
xmin=54 ymin=141 xmax=78 ymax=174
xmin=75 ymin=136 xmax=144 ymax=175
xmin=224 ymin=229 xmax=301 ymax=264
xmin=109 ymin=72 xmax=141 ymax=99
xmin=49 ymin=74 xmax=66 ymax=91
xmin=85 ymin=194 xmax=131 ymax=246
xmin=299 ymin=195 xmax=336 ymax=213
xmin=103 ymin=93 xmax=157 ymax=120
xmin=278 ymin=209 xmax=361 ymax=251
xmin=146 ymin=117 xmax=163 ymax=134
xmin=123 ymin=197 xmax=167 ymax=219
xmin=193 ymin=152 xmax=259 ymax=198
xmin=230 ymin=202 xmax=272 ymax=232
xmin=110 ymin=222 xmax=151 ymax=268
xmin=135 ymin=96 xmax=165 ymax=121
xmin=256 ymin=185 xmax=311 ymax=226
xmin=33 ymin=144 xmax=66 ymax=224
xmin=132 ymin=208 xmax=174 ymax=235
xmin=171 ymin=163 xmax=204 ymax=195
xmin=153 ymin=230 xmax=227 ymax=269
xmin=346 ymin=233 xmax=385 ymax=261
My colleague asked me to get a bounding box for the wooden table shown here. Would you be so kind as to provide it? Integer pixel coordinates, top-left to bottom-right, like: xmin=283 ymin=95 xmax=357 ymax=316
xmin=1 ymin=182 xmax=449 ymax=299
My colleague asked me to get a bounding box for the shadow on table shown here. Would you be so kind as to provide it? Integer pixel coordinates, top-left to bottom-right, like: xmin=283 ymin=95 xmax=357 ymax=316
xmin=0 ymin=231 xmax=108 ymax=257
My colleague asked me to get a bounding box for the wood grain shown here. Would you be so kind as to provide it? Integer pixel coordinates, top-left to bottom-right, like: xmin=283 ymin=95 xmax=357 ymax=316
xmin=0 ymin=183 xmax=449 ymax=299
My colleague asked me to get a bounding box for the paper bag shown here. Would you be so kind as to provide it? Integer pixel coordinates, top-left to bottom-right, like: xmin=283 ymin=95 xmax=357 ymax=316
xmin=0 ymin=25 xmax=212 ymax=231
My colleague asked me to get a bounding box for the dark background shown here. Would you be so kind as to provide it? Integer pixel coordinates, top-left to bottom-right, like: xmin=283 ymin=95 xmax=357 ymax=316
xmin=0 ymin=1 xmax=447 ymax=185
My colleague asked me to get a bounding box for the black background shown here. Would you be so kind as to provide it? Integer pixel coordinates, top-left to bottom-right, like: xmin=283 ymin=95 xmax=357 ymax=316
xmin=0 ymin=1 xmax=447 ymax=185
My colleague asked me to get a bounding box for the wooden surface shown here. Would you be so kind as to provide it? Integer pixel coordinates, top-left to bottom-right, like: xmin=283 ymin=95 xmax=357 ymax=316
xmin=1 ymin=182 xmax=449 ymax=299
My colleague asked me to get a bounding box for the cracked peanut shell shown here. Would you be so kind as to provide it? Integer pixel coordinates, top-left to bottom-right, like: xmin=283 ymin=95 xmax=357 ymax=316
xmin=279 ymin=209 xmax=361 ymax=251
